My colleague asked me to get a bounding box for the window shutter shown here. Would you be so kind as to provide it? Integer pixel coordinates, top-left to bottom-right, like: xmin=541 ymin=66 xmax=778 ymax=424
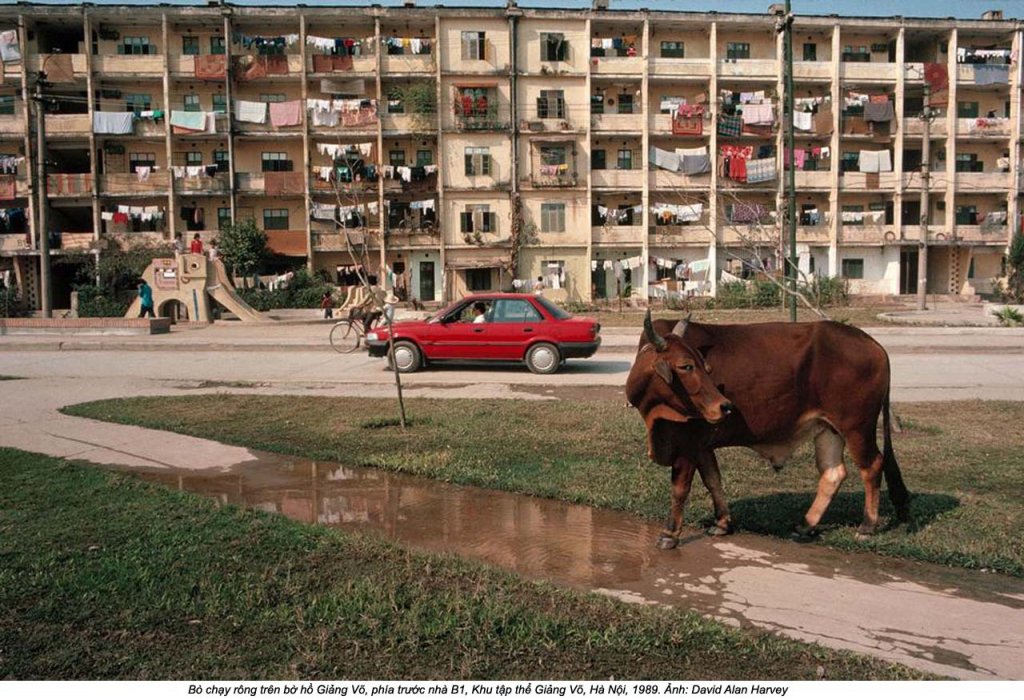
xmin=465 ymin=152 xmax=474 ymax=175
xmin=460 ymin=212 xmax=473 ymax=233
xmin=482 ymin=154 xmax=491 ymax=176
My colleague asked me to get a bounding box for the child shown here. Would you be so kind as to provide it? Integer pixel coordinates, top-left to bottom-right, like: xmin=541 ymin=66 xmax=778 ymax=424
xmin=321 ymin=291 xmax=334 ymax=319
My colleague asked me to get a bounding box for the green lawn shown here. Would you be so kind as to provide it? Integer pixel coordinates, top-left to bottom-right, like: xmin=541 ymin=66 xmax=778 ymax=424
xmin=0 ymin=449 xmax=927 ymax=680
xmin=64 ymin=397 xmax=1024 ymax=577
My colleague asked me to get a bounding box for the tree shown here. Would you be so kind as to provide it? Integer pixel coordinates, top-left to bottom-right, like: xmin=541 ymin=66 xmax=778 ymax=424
xmin=218 ymin=219 xmax=268 ymax=283
xmin=997 ymin=232 xmax=1024 ymax=303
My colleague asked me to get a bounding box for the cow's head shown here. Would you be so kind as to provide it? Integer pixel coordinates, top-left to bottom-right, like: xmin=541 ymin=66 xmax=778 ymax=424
xmin=627 ymin=312 xmax=735 ymax=457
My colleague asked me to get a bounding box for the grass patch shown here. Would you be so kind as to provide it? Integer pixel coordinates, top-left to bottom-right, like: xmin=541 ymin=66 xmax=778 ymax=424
xmin=64 ymin=397 xmax=1024 ymax=577
xmin=0 ymin=448 xmax=926 ymax=680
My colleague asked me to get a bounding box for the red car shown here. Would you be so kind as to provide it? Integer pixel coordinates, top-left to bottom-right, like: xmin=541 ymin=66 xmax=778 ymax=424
xmin=365 ymin=293 xmax=601 ymax=374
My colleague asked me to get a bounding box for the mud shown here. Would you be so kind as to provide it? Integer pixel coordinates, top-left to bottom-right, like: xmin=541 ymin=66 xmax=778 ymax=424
xmin=118 ymin=451 xmax=1024 ymax=681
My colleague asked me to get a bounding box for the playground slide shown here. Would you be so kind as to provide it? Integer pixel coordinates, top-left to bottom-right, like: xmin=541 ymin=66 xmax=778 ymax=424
xmin=207 ymin=260 xmax=267 ymax=323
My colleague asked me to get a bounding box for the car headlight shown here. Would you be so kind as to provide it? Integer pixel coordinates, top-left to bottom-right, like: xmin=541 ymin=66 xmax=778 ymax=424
xmin=366 ymin=332 xmax=379 ymax=341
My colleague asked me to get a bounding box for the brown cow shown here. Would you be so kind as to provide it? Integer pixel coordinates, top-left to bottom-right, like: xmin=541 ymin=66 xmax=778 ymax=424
xmin=626 ymin=312 xmax=910 ymax=549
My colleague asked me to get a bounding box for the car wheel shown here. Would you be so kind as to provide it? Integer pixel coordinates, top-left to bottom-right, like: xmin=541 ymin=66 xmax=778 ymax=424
xmin=525 ymin=342 xmax=560 ymax=374
xmin=390 ymin=340 xmax=422 ymax=373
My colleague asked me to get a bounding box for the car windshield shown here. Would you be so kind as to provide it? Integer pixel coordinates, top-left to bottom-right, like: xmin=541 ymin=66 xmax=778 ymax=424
xmin=533 ymin=295 xmax=572 ymax=320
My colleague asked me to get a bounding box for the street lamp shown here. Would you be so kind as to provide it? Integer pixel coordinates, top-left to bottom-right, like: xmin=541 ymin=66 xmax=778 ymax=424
xmin=31 ymin=62 xmax=53 ymax=317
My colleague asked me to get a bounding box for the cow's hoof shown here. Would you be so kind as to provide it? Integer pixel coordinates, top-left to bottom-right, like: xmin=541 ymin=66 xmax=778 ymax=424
xmin=790 ymin=525 xmax=820 ymax=542
xmin=656 ymin=534 xmax=679 ymax=550
xmin=855 ymin=524 xmax=876 ymax=541
xmin=706 ymin=523 xmax=732 ymax=537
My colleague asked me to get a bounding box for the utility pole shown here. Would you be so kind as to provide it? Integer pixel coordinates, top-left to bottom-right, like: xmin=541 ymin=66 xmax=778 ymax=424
xmin=32 ymin=71 xmax=52 ymax=318
xmin=779 ymin=1 xmax=797 ymax=321
xmin=917 ymin=84 xmax=932 ymax=310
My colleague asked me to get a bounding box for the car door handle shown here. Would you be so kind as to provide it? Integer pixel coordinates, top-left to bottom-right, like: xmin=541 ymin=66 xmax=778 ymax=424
xmin=523 ymin=328 xmax=534 ymax=332
xmin=473 ymin=328 xmax=485 ymax=333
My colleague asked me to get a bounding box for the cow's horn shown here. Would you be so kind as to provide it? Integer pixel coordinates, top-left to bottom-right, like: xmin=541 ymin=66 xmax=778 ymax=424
xmin=671 ymin=312 xmax=692 ymax=338
xmin=644 ymin=309 xmax=667 ymax=351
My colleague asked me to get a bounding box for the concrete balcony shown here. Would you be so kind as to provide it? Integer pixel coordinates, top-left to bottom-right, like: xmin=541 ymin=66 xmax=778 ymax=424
xmin=649 ymin=170 xmax=710 ymax=190
xmin=0 ymin=233 xmax=31 ymax=252
xmin=957 ymin=63 xmax=1011 ymax=86
xmin=591 ymin=113 xmax=643 ymax=132
xmin=590 ymin=56 xmax=643 ymax=75
xmin=234 ymin=116 xmax=303 ymax=136
xmin=174 ymin=172 xmax=231 ymax=195
xmin=314 ymin=231 xmax=363 ymax=252
xmin=231 ymin=54 xmax=304 ymax=77
xmin=100 ymin=172 xmax=170 ymax=196
xmin=717 ymin=58 xmax=778 ymax=79
xmin=898 ymin=225 xmax=945 ymax=243
xmin=901 ymin=171 xmax=950 ymax=190
xmin=720 ymin=223 xmax=776 ymax=244
xmin=381 ymin=54 xmax=434 ymax=74
xmin=530 ymin=172 xmax=578 ymax=188
xmin=591 ymin=169 xmax=643 ymax=189
xmin=27 ymin=53 xmax=88 ymax=80
xmin=956 ymin=117 xmax=1011 ymax=138
xmin=93 ymin=54 xmax=164 ymax=77
xmin=794 ymin=171 xmax=831 ymax=189
xmin=45 ymin=114 xmax=91 ymax=137
xmin=838 ymin=172 xmax=897 ymax=191
xmin=954 ymin=224 xmax=1010 ymax=245
xmin=839 ymin=62 xmax=897 ymax=82
xmin=14 ymin=177 xmax=30 ymax=198
xmin=649 ymin=225 xmax=711 ymax=246
xmin=381 ymin=113 xmax=434 ymax=133
xmin=308 ymin=55 xmax=376 ymax=74
xmin=105 ymin=230 xmax=168 ymax=246
xmin=954 ymin=171 xmax=1011 ymax=191
xmin=45 ymin=173 xmax=93 ymax=197
xmin=793 ymin=61 xmax=831 ymax=80
xmin=266 ymin=229 xmax=308 ymax=256
xmin=235 ymin=172 xmax=265 ymax=194
xmin=649 ymin=58 xmax=712 ymax=78
xmin=0 ymin=110 xmax=25 ymax=135
xmin=839 ymin=224 xmax=895 ymax=245
xmin=385 ymin=228 xmax=440 ymax=249
xmin=903 ymin=62 xmax=925 ymax=82
xmin=133 ymin=118 xmax=167 ymax=137
xmin=795 ymin=225 xmax=831 ymax=244
xmin=56 ymin=232 xmax=96 ymax=251
xmin=902 ymin=118 xmax=948 ymax=137
xmin=591 ymin=225 xmax=644 ymax=244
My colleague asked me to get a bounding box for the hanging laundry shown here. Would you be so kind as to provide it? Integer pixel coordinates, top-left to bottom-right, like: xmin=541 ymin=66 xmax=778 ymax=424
xmin=858 ymin=150 xmax=892 ymax=173
xmin=169 ymin=110 xmax=208 ymax=132
xmin=0 ymin=29 xmax=20 ymax=62
xmin=863 ymin=101 xmax=895 ymax=123
xmin=717 ymin=114 xmax=742 ymax=138
xmin=195 ymin=54 xmax=227 ymax=80
xmin=269 ymin=100 xmax=303 ymax=127
xmin=92 ymin=111 xmax=134 ymax=135
xmin=134 ymin=166 xmax=151 ymax=183
xmin=745 ymin=158 xmax=777 ymax=184
xmin=649 ymin=146 xmax=680 ymax=172
xmin=793 ymin=111 xmax=814 ymax=131
xmin=235 ymin=100 xmax=267 ymax=124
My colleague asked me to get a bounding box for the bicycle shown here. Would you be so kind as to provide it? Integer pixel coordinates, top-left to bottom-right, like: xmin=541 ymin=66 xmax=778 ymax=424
xmin=329 ymin=313 xmax=384 ymax=354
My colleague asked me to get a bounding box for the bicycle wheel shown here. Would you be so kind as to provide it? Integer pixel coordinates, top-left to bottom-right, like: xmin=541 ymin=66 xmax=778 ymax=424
xmin=329 ymin=321 xmax=362 ymax=354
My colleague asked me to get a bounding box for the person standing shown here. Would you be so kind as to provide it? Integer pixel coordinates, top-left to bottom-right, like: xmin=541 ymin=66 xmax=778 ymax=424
xmin=190 ymin=233 xmax=203 ymax=254
xmin=172 ymin=232 xmax=185 ymax=256
xmin=321 ymin=291 xmax=334 ymax=319
xmin=207 ymin=238 xmax=219 ymax=262
xmin=137 ymin=279 xmax=155 ymax=318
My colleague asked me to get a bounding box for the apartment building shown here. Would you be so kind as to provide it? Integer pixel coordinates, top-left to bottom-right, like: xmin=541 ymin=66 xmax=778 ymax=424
xmin=0 ymin=1 xmax=1021 ymax=311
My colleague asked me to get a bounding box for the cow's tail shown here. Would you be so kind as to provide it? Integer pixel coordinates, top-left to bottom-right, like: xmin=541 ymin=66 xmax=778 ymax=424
xmin=882 ymin=389 xmax=911 ymax=522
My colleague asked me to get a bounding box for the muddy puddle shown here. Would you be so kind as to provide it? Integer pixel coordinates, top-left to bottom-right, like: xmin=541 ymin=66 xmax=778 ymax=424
xmin=120 ymin=452 xmax=1024 ymax=680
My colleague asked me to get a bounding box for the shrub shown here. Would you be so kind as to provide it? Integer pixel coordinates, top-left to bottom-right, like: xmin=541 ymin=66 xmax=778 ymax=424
xmin=803 ymin=275 xmax=850 ymax=308
xmin=0 ymin=287 xmax=31 ymax=318
xmin=995 ymin=306 xmax=1023 ymax=327
xmin=236 ymin=267 xmax=335 ymax=310
xmin=75 ymin=285 xmax=132 ymax=318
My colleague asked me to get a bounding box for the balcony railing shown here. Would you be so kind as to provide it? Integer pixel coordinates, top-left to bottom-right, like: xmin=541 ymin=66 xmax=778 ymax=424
xmin=46 ymin=173 xmax=93 ymax=197
xmin=0 ymin=109 xmax=26 ymax=135
xmin=590 ymin=55 xmax=643 ymax=75
xmin=956 ymin=117 xmax=1010 ymax=138
xmin=590 ymin=113 xmax=643 ymax=131
xmin=954 ymin=171 xmax=1011 ymax=190
xmin=795 ymin=225 xmax=831 ymax=244
xmin=0 ymin=233 xmax=31 ymax=252
xmin=839 ymin=62 xmax=897 ymax=81
xmin=649 ymin=170 xmax=710 ymax=190
xmin=101 ymin=172 xmax=171 ymax=195
xmin=902 ymin=171 xmax=950 ymax=190
xmin=591 ymin=225 xmax=644 ymax=244
xmin=649 ymin=225 xmax=711 ymax=246
xmin=717 ymin=58 xmax=778 ymax=78
xmin=649 ymin=58 xmax=712 ymax=78
xmin=381 ymin=53 xmax=434 ymax=74
xmin=953 ymin=224 xmax=1010 ymax=244
xmin=174 ymin=172 xmax=231 ymax=194
xmin=451 ymin=105 xmax=511 ymax=131
xmin=93 ymin=54 xmax=164 ymax=76
xmin=591 ymin=169 xmax=643 ymax=188
xmin=838 ymin=172 xmax=898 ymax=190
xmin=28 ymin=53 xmax=88 ymax=80
xmin=45 ymin=114 xmax=91 ymax=136
xmin=531 ymin=170 xmax=578 ymax=188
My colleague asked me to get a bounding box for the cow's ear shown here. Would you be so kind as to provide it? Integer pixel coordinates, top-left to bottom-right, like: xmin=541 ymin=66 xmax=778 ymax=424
xmin=654 ymin=359 xmax=673 ymax=384
xmin=698 ymin=344 xmax=714 ymax=360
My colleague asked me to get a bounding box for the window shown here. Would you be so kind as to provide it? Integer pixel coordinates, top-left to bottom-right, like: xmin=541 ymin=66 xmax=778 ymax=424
xmin=955 ymin=153 xmax=981 ymax=173
xmin=416 ymin=150 xmax=433 ymax=167
xmin=0 ymin=95 xmax=14 ymax=116
xmin=213 ymin=150 xmax=229 ymax=172
xmin=128 ymin=152 xmax=156 ymax=170
xmin=541 ymin=33 xmax=568 ymax=62
xmin=185 ymin=151 xmax=203 ymax=167
xmin=661 ymin=41 xmax=685 ymax=58
xmin=387 ymin=91 xmax=404 ymax=114
xmin=211 ymin=36 xmax=226 ymax=55
xmin=956 ymin=101 xmax=979 ymax=119
xmin=617 ymin=92 xmax=634 ymax=115
xmin=616 ymin=149 xmax=633 ymax=170
xmin=492 ymin=298 xmax=542 ymax=323
xmin=591 ymin=149 xmax=606 ymax=170
xmin=540 ymin=203 xmax=565 ymax=233
xmin=802 ymin=43 xmax=817 ymax=61
xmin=465 ymin=269 xmax=491 ymax=291
xmin=119 ymin=37 xmax=155 ymax=55
xmin=455 ymin=88 xmax=492 ymax=118
xmin=212 ymin=93 xmax=227 ymax=114
xmin=955 ymin=205 xmax=978 ymax=225
xmin=840 ymin=151 xmax=860 ymax=173
xmin=461 ymin=31 xmax=486 ymax=61
xmin=841 ymin=258 xmax=865 ymax=279
xmin=263 ymin=208 xmax=289 ymax=230
xmin=590 ymin=93 xmax=604 ymax=115
xmin=260 ymin=93 xmax=286 ymax=103
xmin=842 ymin=46 xmax=870 ymax=63
xmin=389 ymin=150 xmax=406 ymax=167
xmin=537 ymin=90 xmax=565 ymax=119
xmin=217 ymin=207 xmax=232 ymax=230
xmin=183 ymin=94 xmax=201 ymax=112
xmin=726 ymin=42 xmax=750 ymax=60
xmin=464 ymin=147 xmax=491 ymax=176
xmin=261 ymin=152 xmax=291 ymax=172
xmin=540 ymin=145 xmax=568 ymax=167
xmin=182 ymin=36 xmax=200 ymax=56
xmin=460 ymin=205 xmax=496 ymax=233
xmin=124 ymin=93 xmax=152 ymax=113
